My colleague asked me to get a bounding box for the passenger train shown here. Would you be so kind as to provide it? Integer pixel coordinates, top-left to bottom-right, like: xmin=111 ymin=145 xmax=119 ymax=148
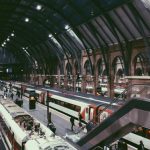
xmin=44 ymin=88 xmax=121 ymax=124
xmin=11 ymin=82 xmax=121 ymax=125
xmin=0 ymin=98 xmax=77 ymax=150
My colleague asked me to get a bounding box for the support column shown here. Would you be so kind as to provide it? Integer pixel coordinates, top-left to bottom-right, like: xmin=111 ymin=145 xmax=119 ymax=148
xmin=81 ymin=75 xmax=86 ymax=93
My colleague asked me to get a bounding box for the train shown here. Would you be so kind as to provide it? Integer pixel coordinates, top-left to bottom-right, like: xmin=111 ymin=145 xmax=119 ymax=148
xmin=0 ymin=98 xmax=77 ymax=150
xmin=10 ymin=82 xmax=121 ymax=125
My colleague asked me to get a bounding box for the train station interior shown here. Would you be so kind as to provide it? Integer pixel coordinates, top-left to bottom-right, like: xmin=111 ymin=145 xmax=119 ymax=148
xmin=0 ymin=0 xmax=150 ymax=150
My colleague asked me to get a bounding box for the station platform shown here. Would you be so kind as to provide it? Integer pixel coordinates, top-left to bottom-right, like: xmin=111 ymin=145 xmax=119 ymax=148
xmin=0 ymin=90 xmax=85 ymax=142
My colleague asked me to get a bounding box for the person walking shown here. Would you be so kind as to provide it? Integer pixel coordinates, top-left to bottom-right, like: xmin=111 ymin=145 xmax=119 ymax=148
xmin=78 ymin=112 xmax=82 ymax=127
xmin=16 ymin=90 xmax=20 ymax=98
xmin=10 ymin=92 xmax=14 ymax=100
xmin=138 ymin=141 xmax=144 ymax=150
xmin=70 ymin=116 xmax=75 ymax=131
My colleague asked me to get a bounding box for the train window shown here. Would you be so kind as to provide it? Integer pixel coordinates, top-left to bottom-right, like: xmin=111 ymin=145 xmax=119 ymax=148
xmin=75 ymin=106 xmax=81 ymax=112
xmin=86 ymin=108 xmax=88 ymax=113
xmin=49 ymin=98 xmax=81 ymax=112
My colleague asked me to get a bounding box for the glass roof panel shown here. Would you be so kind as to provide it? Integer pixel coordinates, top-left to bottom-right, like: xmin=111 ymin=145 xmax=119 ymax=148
xmin=67 ymin=28 xmax=84 ymax=49
xmin=96 ymin=16 xmax=118 ymax=43
xmin=91 ymin=19 xmax=113 ymax=45
xmin=108 ymin=10 xmax=134 ymax=40
xmin=60 ymin=34 xmax=78 ymax=53
xmin=140 ymin=0 xmax=150 ymax=10
xmin=66 ymin=30 xmax=84 ymax=50
xmin=122 ymin=5 xmax=142 ymax=39
xmin=134 ymin=0 xmax=150 ymax=27
xmin=79 ymin=25 xmax=99 ymax=48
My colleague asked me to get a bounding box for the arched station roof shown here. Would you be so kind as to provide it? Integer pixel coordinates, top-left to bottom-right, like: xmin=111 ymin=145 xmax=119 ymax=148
xmin=0 ymin=0 xmax=149 ymax=73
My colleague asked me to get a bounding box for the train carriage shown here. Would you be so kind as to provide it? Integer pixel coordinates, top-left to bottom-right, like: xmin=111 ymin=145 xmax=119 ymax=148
xmin=12 ymin=82 xmax=121 ymax=125
xmin=43 ymin=88 xmax=120 ymax=124
xmin=0 ymin=99 xmax=77 ymax=150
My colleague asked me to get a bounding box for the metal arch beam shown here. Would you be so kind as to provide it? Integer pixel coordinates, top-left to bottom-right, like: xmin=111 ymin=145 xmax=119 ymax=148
xmin=63 ymin=32 xmax=81 ymax=55
xmin=0 ymin=11 xmax=49 ymax=42
xmin=121 ymin=5 xmax=143 ymax=36
xmin=1 ymin=23 xmax=44 ymax=44
xmin=46 ymin=41 xmax=63 ymax=58
xmin=102 ymin=14 xmax=130 ymax=75
xmin=4 ymin=10 xmax=69 ymax=59
xmin=89 ymin=0 xmax=130 ymax=76
xmin=0 ymin=2 xmax=68 ymax=34
xmin=94 ymin=18 xmax=114 ymax=44
xmin=0 ymin=0 xmax=113 ymax=74
xmin=35 ymin=0 xmax=85 ymax=28
xmin=1 ymin=15 xmax=62 ymax=65
xmin=7 ymin=38 xmax=36 ymax=62
xmin=46 ymin=40 xmax=64 ymax=58
xmin=3 ymin=1 xmax=85 ymax=61
xmin=113 ymin=10 xmax=136 ymax=40
xmin=91 ymin=0 xmax=128 ymax=41
xmin=85 ymin=22 xmax=110 ymax=76
xmin=86 ymin=23 xmax=108 ymax=46
xmin=33 ymin=45 xmax=49 ymax=74
xmin=8 ymin=24 xmax=62 ymax=63
xmin=73 ymin=27 xmax=95 ymax=75
xmin=127 ymin=3 xmax=150 ymax=41
xmin=41 ymin=42 xmax=61 ymax=75
xmin=60 ymin=33 xmax=80 ymax=61
xmin=127 ymin=2 xmax=150 ymax=31
xmin=7 ymin=34 xmax=46 ymax=67
xmin=6 ymin=43 xmax=32 ymax=65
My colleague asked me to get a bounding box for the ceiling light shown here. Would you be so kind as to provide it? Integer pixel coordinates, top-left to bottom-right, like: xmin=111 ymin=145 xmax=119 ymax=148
xmin=25 ymin=18 xmax=29 ymax=22
xmin=48 ymin=34 xmax=52 ymax=38
xmin=91 ymin=11 xmax=94 ymax=16
xmin=2 ymin=44 xmax=4 ymax=47
xmin=7 ymin=38 xmax=10 ymax=41
xmin=36 ymin=4 xmax=42 ymax=10
xmin=3 ymin=42 xmax=6 ymax=44
xmin=11 ymin=33 xmax=14 ymax=36
xmin=22 ymin=47 xmax=25 ymax=50
xmin=65 ymin=25 xmax=69 ymax=30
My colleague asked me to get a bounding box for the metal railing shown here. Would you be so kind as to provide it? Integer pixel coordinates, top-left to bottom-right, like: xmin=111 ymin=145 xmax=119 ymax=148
xmin=75 ymin=84 xmax=150 ymax=134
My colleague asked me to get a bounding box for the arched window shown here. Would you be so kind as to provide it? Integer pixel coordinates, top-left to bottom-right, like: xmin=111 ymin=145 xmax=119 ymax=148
xmin=97 ymin=58 xmax=105 ymax=76
xmin=112 ymin=56 xmax=124 ymax=83
xmin=84 ymin=60 xmax=91 ymax=75
xmin=134 ymin=54 xmax=144 ymax=76
xmin=66 ymin=62 xmax=72 ymax=75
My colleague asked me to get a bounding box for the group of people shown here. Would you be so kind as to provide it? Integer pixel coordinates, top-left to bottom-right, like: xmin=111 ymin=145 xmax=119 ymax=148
xmin=3 ymin=82 xmax=13 ymax=98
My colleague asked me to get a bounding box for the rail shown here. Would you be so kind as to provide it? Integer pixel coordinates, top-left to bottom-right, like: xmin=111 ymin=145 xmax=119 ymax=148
xmin=75 ymin=84 xmax=150 ymax=134
xmin=77 ymin=98 xmax=150 ymax=149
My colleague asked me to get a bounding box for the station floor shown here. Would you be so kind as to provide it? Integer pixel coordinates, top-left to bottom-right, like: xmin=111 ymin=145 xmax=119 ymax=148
xmin=1 ymin=91 xmax=85 ymax=141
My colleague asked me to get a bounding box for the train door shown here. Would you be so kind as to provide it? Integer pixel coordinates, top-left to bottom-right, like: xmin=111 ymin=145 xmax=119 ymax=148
xmin=41 ymin=92 xmax=46 ymax=104
xmin=44 ymin=91 xmax=48 ymax=105
xmin=84 ymin=107 xmax=89 ymax=122
xmin=89 ymin=107 xmax=94 ymax=121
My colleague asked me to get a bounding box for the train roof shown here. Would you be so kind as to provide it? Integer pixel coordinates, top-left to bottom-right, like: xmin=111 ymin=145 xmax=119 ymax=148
xmin=0 ymin=100 xmax=27 ymax=117
xmin=42 ymin=87 xmax=118 ymax=106
xmin=25 ymin=137 xmax=77 ymax=150
xmin=0 ymin=98 xmax=77 ymax=150
xmin=0 ymin=99 xmax=54 ymax=138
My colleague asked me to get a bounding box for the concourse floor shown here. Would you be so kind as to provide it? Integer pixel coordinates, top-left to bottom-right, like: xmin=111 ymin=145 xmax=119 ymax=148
xmin=1 ymin=91 xmax=84 ymax=139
